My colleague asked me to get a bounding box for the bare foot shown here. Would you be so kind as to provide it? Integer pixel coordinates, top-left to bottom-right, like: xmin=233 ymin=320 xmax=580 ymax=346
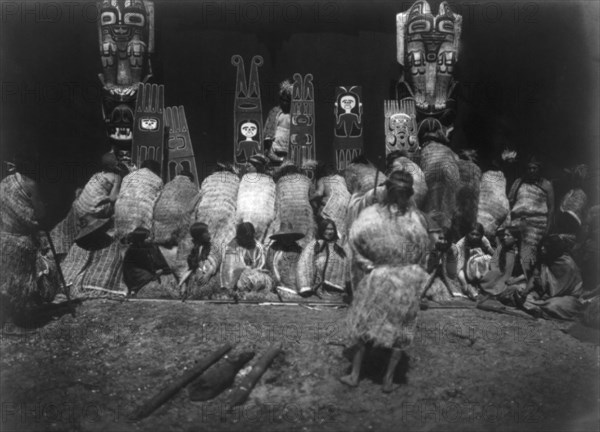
xmin=339 ymin=374 xmax=359 ymax=387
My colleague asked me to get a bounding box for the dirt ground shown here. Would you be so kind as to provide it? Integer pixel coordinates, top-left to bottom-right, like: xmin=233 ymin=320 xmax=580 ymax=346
xmin=1 ymin=299 xmax=598 ymax=432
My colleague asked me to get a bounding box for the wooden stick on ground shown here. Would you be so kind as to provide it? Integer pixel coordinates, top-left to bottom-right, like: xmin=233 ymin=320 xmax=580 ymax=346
xmin=131 ymin=344 xmax=233 ymax=421
xmin=228 ymin=343 xmax=282 ymax=408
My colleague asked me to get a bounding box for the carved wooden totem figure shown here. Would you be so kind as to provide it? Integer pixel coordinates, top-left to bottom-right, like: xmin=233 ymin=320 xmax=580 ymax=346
xmin=333 ymin=86 xmax=363 ymax=172
xmin=384 ymin=99 xmax=419 ymax=160
xmin=289 ymin=73 xmax=316 ymax=176
xmin=132 ymin=83 xmax=167 ymax=177
xmin=97 ymin=0 xmax=155 ymax=163
xmin=165 ymin=106 xmax=199 ymax=187
xmin=232 ymin=55 xmax=264 ymax=167
xmin=396 ymin=0 xmax=462 ymax=127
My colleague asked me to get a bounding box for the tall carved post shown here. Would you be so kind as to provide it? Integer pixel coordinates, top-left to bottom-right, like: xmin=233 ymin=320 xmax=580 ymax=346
xmin=231 ymin=55 xmax=264 ymax=167
xmin=132 ymin=83 xmax=167 ymax=178
xmin=333 ymin=86 xmax=363 ymax=172
xmin=165 ymin=106 xmax=199 ymax=187
xmin=289 ymin=73 xmax=316 ymax=177
xmin=395 ymin=0 xmax=462 ymax=150
xmin=97 ymin=0 xmax=155 ymax=168
xmin=384 ymin=99 xmax=419 ymax=160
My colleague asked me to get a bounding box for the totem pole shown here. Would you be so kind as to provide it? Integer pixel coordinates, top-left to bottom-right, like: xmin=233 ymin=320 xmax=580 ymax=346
xmin=389 ymin=0 xmax=462 ymax=159
xmin=333 ymin=86 xmax=363 ymax=172
xmin=232 ymin=55 xmax=264 ymax=168
xmin=97 ymin=0 xmax=155 ymax=169
xmin=164 ymin=106 xmax=200 ymax=187
xmin=289 ymin=73 xmax=316 ymax=178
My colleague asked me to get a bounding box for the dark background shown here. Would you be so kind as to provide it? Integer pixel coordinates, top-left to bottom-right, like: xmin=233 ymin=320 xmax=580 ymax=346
xmin=1 ymin=0 xmax=599 ymax=225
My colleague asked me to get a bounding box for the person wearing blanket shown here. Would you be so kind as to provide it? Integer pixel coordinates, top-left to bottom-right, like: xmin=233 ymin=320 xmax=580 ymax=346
xmin=520 ymin=235 xmax=583 ymax=320
xmin=122 ymin=227 xmax=170 ymax=297
xmin=341 ymin=169 xmax=431 ymax=392
xmin=114 ymin=159 xmax=163 ymax=242
xmin=508 ymin=156 xmax=555 ymax=274
xmin=1 ymin=167 xmax=59 ymax=313
xmin=180 ymin=222 xmax=221 ymax=299
xmin=455 ymin=222 xmax=494 ymax=299
xmin=265 ymin=222 xmax=304 ymax=292
xmin=479 ymin=224 xmax=528 ymax=304
xmin=50 ymin=152 xmax=123 ymax=258
xmin=220 ymin=222 xmax=272 ymax=298
xmin=296 ymin=218 xmax=349 ymax=298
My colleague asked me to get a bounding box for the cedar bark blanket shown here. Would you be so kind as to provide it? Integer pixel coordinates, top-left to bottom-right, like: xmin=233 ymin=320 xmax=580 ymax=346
xmin=115 ymin=168 xmax=163 ymax=240
xmin=455 ymin=159 xmax=482 ymax=237
xmin=270 ymin=173 xmax=315 ymax=249
xmin=236 ymin=173 xmax=276 ymax=244
xmin=348 ymin=203 xmax=430 ymax=288
xmin=477 ymin=170 xmax=510 ymax=239
xmin=390 ymin=157 xmax=428 ymax=208
xmin=419 ymin=143 xmax=460 ymax=229
xmin=320 ymin=174 xmax=350 ymax=242
xmin=152 ymin=175 xmax=200 ymax=246
xmin=345 ymin=264 xmax=427 ymax=348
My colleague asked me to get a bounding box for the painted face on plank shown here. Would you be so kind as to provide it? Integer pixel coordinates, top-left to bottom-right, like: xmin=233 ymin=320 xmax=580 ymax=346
xmin=241 ymin=121 xmax=258 ymax=139
xmin=340 ymin=95 xmax=356 ymax=112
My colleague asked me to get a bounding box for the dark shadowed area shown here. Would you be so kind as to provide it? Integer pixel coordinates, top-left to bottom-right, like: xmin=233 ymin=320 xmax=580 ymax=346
xmin=1 ymin=0 xmax=599 ymax=224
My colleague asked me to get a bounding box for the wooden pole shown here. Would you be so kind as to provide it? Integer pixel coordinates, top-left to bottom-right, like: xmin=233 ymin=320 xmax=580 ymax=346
xmin=123 ymin=298 xmax=347 ymax=307
xmin=131 ymin=344 xmax=233 ymax=420
xmin=44 ymin=230 xmax=75 ymax=317
xmin=228 ymin=343 xmax=282 ymax=408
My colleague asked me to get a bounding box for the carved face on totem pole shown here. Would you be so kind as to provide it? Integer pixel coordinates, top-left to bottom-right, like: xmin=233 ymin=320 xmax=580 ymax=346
xmin=396 ymin=0 xmax=462 ymax=115
xmin=98 ymin=0 xmax=154 ymax=156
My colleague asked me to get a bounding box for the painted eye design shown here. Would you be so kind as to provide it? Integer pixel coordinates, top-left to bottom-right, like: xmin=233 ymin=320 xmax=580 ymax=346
xmin=101 ymin=11 xmax=117 ymax=25
xmin=124 ymin=12 xmax=145 ymax=26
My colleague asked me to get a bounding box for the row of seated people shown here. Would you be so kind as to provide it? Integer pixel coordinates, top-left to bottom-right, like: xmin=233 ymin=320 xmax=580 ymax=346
xmin=1 ymin=147 xmax=597 ymax=326
xmin=122 ymin=217 xmax=349 ymax=302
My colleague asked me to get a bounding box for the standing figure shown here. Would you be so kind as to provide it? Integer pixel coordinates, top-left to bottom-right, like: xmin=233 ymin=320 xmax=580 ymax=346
xmin=508 ymin=156 xmax=555 ymax=274
xmin=0 ymin=167 xmax=57 ymax=312
xmin=341 ymin=169 xmax=430 ymax=392
xmin=264 ymin=80 xmax=292 ymax=163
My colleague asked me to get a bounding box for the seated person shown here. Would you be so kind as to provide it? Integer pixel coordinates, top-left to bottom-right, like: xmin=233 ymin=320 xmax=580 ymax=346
xmin=456 ymin=222 xmax=494 ymax=299
xmin=297 ymin=218 xmax=349 ymax=299
xmin=179 ymin=222 xmax=221 ymax=300
xmin=423 ymin=226 xmax=461 ymax=300
xmin=220 ymin=222 xmax=272 ymax=299
xmin=265 ymin=222 xmax=304 ymax=293
xmin=479 ymin=224 xmax=527 ymax=304
xmin=521 ymin=235 xmax=584 ymax=320
xmin=122 ymin=227 xmax=170 ymax=297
